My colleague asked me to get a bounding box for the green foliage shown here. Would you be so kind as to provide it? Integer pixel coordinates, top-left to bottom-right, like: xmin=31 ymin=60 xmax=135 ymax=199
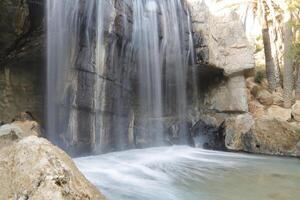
xmin=286 ymin=0 xmax=300 ymax=61
xmin=255 ymin=36 xmax=264 ymax=53
xmin=255 ymin=70 xmax=265 ymax=83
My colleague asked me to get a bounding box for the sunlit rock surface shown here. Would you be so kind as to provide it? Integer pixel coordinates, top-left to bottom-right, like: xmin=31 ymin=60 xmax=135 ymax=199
xmin=0 ymin=136 xmax=105 ymax=200
xmin=225 ymin=115 xmax=300 ymax=157
xmin=0 ymin=119 xmax=40 ymax=149
xmin=187 ymin=0 xmax=254 ymax=75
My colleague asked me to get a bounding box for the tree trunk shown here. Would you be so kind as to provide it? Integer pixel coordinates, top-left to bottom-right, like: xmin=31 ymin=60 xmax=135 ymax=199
xmin=283 ymin=14 xmax=294 ymax=108
xmin=295 ymin=60 xmax=300 ymax=100
xmin=262 ymin=16 xmax=280 ymax=91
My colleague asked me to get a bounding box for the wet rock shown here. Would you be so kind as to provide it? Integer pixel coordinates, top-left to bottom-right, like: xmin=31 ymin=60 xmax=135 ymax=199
xmin=190 ymin=119 xmax=226 ymax=150
xmin=292 ymin=101 xmax=300 ymax=122
xmin=267 ymin=105 xmax=291 ymax=121
xmin=296 ymin=141 xmax=300 ymax=157
xmin=0 ymin=136 xmax=105 ymax=200
xmin=225 ymin=113 xmax=254 ymax=151
xmin=167 ymin=121 xmax=193 ymax=146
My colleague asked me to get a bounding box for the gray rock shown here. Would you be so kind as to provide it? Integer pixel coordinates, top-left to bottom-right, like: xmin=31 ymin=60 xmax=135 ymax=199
xmin=187 ymin=0 xmax=254 ymax=76
xmin=205 ymin=75 xmax=248 ymax=112
xmin=0 ymin=0 xmax=30 ymax=56
xmin=225 ymin=113 xmax=254 ymax=151
xmin=0 ymin=0 xmax=44 ymax=122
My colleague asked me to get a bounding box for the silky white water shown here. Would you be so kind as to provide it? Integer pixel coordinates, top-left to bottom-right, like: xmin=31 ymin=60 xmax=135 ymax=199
xmin=75 ymin=146 xmax=300 ymax=200
xmin=47 ymin=0 xmax=195 ymax=153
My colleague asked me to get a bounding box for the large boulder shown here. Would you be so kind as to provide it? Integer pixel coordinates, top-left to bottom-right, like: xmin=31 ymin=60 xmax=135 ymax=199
xmin=267 ymin=105 xmax=291 ymax=121
xmin=225 ymin=113 xmax=254 ymax=151
xmin=0 ymin=136 xmax=105 ymax=200
xmin=292 ymin=101 xmax=300 ymax=122
xmin=225 ymin=116 xmax=300 ymax=157
xmin=246 ymin=118 xmax=300 ymax=156
xmin=186 ymin=0 xmax=254 ymax=76
xmin=205 ymin=75 xmax=249 ymax=112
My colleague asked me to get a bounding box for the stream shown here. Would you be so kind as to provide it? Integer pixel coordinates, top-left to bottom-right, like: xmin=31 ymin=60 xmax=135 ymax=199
xmin=75 ymin=146 xmax=300 ymax=200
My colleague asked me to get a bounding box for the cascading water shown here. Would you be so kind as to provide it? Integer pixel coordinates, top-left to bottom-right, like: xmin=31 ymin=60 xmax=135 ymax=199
xmin=47 ymin=0 xmax=195 ymax=154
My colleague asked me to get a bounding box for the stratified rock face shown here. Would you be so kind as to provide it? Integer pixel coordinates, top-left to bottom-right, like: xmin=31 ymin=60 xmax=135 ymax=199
xmin=0 ymin=0 xmax=44 ymax=122
xmin=0 ymin=0 xmax=255 ymax=154
xmin=0 ymin=0 xmax=30 ymax=57
xmin=225 ymin=115 xmax=300 ymax=157
xmin=0 ymin=135 xmax=105 ymax=200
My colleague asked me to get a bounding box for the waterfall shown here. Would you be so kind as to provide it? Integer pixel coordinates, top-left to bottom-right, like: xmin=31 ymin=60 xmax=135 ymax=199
xmin=47 ymin=0 xmax=195 ymax=154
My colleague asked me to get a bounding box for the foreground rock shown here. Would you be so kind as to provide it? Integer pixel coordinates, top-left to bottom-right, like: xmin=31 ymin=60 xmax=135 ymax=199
xmin=225 ymin=115 xmax=300 ymax=157
xmin=0 ymin=136 xmax=105 ymax=200
xmin=0 ymin=120 xmax=105 ymax=200
xmin=0 ymin=120 xmax=40 ymax=149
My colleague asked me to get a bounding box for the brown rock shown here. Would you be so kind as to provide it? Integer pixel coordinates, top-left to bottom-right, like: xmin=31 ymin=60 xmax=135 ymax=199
xmin=245 ymin=118 xmax=300 ymax=157
xmin=224 ymin=114 xmax=300 ymax=157
xmin=272 ymin=91 xmax=284 ymax=106
xmin=256 ymin=89 xmax=273 ymax=106
xmin=267 ymin=105 xmax=291 ymax=121
xmin=292 ymin=101 xmax=300 ymax=122
xmin=0 ymin=120 xmax=40 ymax=149
xmin=248 ymin=100 xmax=265 ymax=118
xmin=0 ymin=136 xmax=105 ymax=200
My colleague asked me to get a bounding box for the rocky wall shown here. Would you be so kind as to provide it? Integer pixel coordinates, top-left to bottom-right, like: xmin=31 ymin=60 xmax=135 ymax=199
xmin=0 ymin=0 xmax=44 ymax=123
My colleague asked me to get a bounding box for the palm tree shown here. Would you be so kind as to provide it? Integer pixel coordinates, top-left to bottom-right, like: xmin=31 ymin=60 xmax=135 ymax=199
xmin=287 ymin=0 xmax=300 ymax=100
xmin=253 ymin=0 xmax=282 ymax=91
xmin=225 ymin=0 xmax=282 ymax=91
xmin=283 ymin=11 xmax=294 ymax=108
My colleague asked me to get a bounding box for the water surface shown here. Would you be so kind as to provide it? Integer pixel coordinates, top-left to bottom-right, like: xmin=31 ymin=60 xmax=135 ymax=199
xmin=75 ymin=146 xmax=300 ymax=200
